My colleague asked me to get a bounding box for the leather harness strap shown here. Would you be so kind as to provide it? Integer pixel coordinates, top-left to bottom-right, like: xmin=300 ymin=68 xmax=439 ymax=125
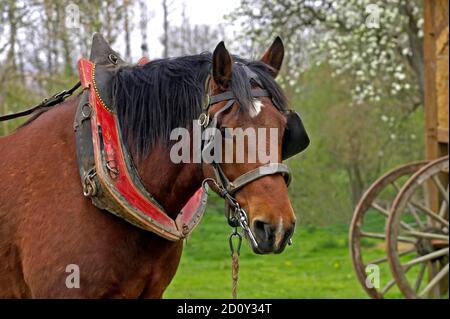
xmin=225 ymin=163 xmax=291 ymax=195
xmin=75 ymin=58 xmax=208 ymax=241
xmin=0 ymin=82 xmax=81 ymax=122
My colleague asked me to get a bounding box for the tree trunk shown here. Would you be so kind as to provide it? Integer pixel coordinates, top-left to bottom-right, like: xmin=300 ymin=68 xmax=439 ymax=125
xmin=123 ymin=0 xmax=131 ymax=60
xmin=139 ymin=0 xmax=149 ymax=57
xmin=401 ymin=2 xmax=425 ymax=106
xmin=162 ymin=0 xmax=170 ymax=58
xmin=347 ymin=163 xmax=365 ymax=208
xmin=6 ymin=0 xmax=17 ymax=72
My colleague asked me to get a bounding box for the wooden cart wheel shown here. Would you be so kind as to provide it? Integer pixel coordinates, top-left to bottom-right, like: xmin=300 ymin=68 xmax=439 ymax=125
xmin=387 ymin=156 xmax=449 ymax=299
xmin=349 ymin=161 xmax=429 ymax=298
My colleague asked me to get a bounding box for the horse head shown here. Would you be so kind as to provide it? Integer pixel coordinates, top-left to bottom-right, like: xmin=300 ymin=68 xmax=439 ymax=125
xmin=202 ymin=39 xmax=309 ymax=254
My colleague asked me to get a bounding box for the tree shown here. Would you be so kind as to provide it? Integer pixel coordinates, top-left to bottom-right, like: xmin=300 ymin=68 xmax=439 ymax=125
xmin=229 ymin=0 xmax=424 ymax=108
xmin=139 ymin=0 xmax=150 ymax=57
xmin=161 ymin=0 xmax=172 ymax=58
xmin=123 ymin=0 xmax=132 ymax=60
xmin=0 ymin=0 xmax=134 ymax=135
xmin=229 ymin=1 xmax=429 ymax=217
xmin=168 ymin=23 xmax=228 ymax=56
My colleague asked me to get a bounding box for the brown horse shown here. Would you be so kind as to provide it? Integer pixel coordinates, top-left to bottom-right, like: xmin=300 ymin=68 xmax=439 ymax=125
xmin=0 ymin=37 xmax=300 ymax=298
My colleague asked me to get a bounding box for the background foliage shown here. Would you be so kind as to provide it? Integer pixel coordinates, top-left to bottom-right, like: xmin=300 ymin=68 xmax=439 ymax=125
xmin=0 ymin=0 xmax=428 ymax=298
xmin=0 ymin=0 xmax=425 ymax=225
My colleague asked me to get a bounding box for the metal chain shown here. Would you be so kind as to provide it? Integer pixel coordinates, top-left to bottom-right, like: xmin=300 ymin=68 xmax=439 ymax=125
xmin=202 ymin=178 xmax=258 ymax=248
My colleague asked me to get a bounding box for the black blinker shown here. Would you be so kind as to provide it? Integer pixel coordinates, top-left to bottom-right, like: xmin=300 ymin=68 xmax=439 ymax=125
xmin=282 ymin=111 xmax=310 ymax=160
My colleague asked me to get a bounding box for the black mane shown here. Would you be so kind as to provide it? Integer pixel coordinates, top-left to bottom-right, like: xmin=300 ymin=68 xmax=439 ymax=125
xmin=112 ymin=53 xmax=287 ymax=160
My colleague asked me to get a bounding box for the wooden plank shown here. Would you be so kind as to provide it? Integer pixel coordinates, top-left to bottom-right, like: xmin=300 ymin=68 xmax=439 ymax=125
xmin=423 ymin=1 xmax=449 ymax=297
xmin=437 ymin=128 xmax=449 ymax=144
xmin=424 ymin=0 xmax=439 ymax=161
xmin=436 ymin=21 xmax=449 ymax=132
xmin=424 ymin=0 xmax=449 ymax=157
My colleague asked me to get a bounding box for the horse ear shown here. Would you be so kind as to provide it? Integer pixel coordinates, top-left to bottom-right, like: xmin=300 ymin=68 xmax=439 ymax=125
xmin=212 ymin=41 xmax=233 ymax=90
xmin=260 ymin=36 xmax=284 ymax=78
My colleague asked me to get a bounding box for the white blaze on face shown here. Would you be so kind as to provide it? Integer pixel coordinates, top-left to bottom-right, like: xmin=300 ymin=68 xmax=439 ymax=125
xmin=249 ymin=98 xmax=264 ymax=118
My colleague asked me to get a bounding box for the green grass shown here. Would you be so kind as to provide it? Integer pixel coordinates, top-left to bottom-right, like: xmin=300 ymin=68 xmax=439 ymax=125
xmin=165 ymin=204 xmax=445 ymax=299
xmin=164 ymin=209 xmax=372 ymax=299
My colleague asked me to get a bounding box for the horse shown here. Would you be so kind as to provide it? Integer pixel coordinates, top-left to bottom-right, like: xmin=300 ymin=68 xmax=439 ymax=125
xmin=0 ymin=34 xmax=306 ymax=298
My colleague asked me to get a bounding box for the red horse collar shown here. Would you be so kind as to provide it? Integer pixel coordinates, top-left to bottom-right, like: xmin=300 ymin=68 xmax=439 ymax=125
xmin=74 ymin=58 xmax=207 ymax=241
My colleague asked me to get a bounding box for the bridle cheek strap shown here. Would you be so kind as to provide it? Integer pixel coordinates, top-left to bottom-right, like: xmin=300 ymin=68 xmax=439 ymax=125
xmin=226 ymin=163 xmax=291 ymax=195
xmin=201 ymin=87 xmax=293 ymax=238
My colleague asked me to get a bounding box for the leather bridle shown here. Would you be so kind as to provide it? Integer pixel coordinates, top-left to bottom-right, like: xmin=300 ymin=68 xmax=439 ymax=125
xmin=198 ymin=74 xmax=293 ymax=251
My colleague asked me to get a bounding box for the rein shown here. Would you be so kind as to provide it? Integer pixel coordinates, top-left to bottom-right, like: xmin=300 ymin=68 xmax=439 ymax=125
xmin=0 ymin=82 xmax=81 ymax=122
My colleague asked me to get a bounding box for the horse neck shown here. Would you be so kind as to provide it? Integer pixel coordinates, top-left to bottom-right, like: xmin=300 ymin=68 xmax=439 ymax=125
xmin=134 ymin=144 xmax=203 ymax=219
xmin=57 ymin=95 xmax=202 ymax=220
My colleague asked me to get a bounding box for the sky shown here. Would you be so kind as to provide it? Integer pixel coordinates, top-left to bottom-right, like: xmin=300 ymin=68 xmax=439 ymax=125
xmin=126 ymin=0 xmax=242 ymax=60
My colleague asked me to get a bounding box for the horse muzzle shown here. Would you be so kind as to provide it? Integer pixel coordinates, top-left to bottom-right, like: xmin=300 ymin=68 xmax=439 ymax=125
xmin=249 ymin=220 xmax=295 ymax=254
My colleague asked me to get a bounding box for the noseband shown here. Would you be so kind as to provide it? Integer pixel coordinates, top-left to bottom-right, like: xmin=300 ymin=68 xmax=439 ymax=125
xmin=198 ymin=73 xmax=293 ymax=250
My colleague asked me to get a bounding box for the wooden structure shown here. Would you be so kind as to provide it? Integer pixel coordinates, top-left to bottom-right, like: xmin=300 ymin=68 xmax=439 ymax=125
xmin=424 ymin=0 xmax=449 ymax=214
xmin=349 ymin=0 xmax=449 ymax=299
xmin=424 ymin=0 xmax=449 ymax=160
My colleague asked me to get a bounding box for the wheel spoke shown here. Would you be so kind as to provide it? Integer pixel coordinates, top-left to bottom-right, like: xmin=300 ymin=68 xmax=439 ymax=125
xmin=410 ymin=201 xmax=449 ymax=227
xmin=392 ymin=176 xmax=426 ymax=228
xmin=403 ymin=230 xmax=449 ymax=242
xmin=380 ymin=278 xmax=397 ymax=295
xmin=399 ymin=221 xmax=417 ymax=232
xmin=391 ymin=181 xmax=400 ymax=192
xmin=372 ymin=203 xmax=415 ymax=231
xmin=403 ymin=247 xmax=449 ymax=268
xmin=407 ymin=203 xmax=426 ymax=230
xmin=371 ymin=203 xmax=389 ymax=217
xmin=368 ymin=248 xmax=415 ymax=265
xmin=414 ymin=263 xmax=427 ymax=293
xmin=380 ymin=264 xmax=414 ymax=296
xmin=368 ymin=255 xmax=389 ymax=265
xmin=419 ymin=263 xmax=449 ymax=298
xmin=361 ymin=231 xmax=416 ymax=244
xmin=431 ymin=175 xmax=449 ymax=205
xmin=430 ymin=262 xmax=441 ymax=299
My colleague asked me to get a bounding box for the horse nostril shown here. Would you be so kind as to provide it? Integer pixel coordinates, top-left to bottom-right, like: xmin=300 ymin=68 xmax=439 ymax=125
xmin=253 ymin=220 xmax=275 ymax=242
xmin=284 ymin=223 xmax=295 ymax=243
